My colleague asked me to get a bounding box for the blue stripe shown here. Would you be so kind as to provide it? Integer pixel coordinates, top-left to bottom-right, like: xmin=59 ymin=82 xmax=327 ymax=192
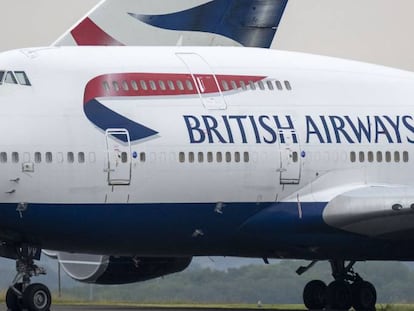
xmin=129 ymin=0 xmax=288 ymax=48
xmin=84 ymin=99 xmax=158 ymax=142
xmin=0 ymin=201 xmax=405 ymax=260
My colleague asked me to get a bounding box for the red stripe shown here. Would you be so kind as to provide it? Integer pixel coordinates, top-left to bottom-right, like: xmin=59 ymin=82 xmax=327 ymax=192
xmin=84 ymin=73 xmax=266 ymax=104
xmin=71 ymin=18 xmax=124 ymax=46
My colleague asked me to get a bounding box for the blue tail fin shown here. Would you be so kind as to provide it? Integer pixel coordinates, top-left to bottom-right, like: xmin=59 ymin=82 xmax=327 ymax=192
xmin=54 ymin=0 xmax=288 ymax=48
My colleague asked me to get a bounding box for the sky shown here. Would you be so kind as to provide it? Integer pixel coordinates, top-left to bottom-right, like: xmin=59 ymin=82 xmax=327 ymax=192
xmin=1 ymin=0 xmax=414 ymax=71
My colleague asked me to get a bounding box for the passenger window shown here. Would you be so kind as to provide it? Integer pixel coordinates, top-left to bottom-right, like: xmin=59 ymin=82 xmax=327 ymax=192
xmin=103 ymin=81 xmax=110 ymax=93
xmin=120 ymin=152 xmax=127 ymax=163
xmin=244 ymin=152 xmax=250 ymax=163
xmin=140 ymin=152 xmax=146 ymax=162
xmin=0 ymin=71 xmax=4 ymax=84
xmin=376 ymin=151 xmax=382 ymax=162
xmin=185 ymin=80 xmax=194 ymax=91
xmin=5 ymin=72 xmax=17 ymax=84
xmin=34 ymin=152 xmax=41 ymax=163
xmin=221 ymin=80 xmax=229 ymax=91
xmin=78 ymin=152 xmax=85 ymax=163
xmin=350 ymin=151 xmax=356 ymax=163
xmin=266 ymin=80 xmax=274 ymax=90
xmin=240 ymin=81 xmax=247 ymax=90
xmin=230 ymin=81 xmax=237 ymax=90
xmin=284 ymin=81 xmax=292 ymax=90
xmin=248 ymin=81 xmax=256 ymax=90
xmin=207 ymin=152 xmax=213 ymax=163
xmin=385 ymin=151 xmax=391 ymax=163
xmin=179 ymin=152 xmax=185 ymax=163
xmin=159 ymin=81 xmax=166 ymax=91
xmin=359 ymin=151 xmax=364 ymax=162
xmin=217 ymin=152 xmax=223 ymax=163
xmin=46 ymin=152 xmax=52 ymax=163
xmin=292 ymin=151 xmax=298 ymax=163
xmin=122 ymin=81 xmax=129 ymax=91
xmin=235 ymin=152 xmax=240 ymax=163
xmin=167 ymin=80 xmax=175 ymax=90
xmin=368 ymin=151 xmax=374 ymax=163
xmin=12 ymin=152 xmax=19 ymax=163
xmin=198 ymin=152 xmax=204 ymax=163
xmin=176 ymin=80 xmax=184 ymax=91
xmin=189 ymin=152 xmax=194 ymax=163
xmin=112 ymin=81 xmax=120 ymax=92
xmin=131 ymin=80 xmax=138 ymax=91
xmin=149 ymin=80 xmax=157 ymax=90
xmin=275 ymin=80 xmax=283 ymax=90
xmin=403 ymin=151 xmax=409 ymax=162
xmin=140 ymin=80 xmax=148 ymax=90
xmin=394 ymin=151 xmax=400 ymax=163
xmin=226 ymin=152 xmax=231 ymax=163
xmin=0 ymin=152 xmax=7 ymax=163
xmin=14 ymin=71 xmax=31 ymax=86
xmin=67 ymin=152 xmax=74 ymax=163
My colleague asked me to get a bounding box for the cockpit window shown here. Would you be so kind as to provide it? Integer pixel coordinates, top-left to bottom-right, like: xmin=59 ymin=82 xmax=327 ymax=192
xmin=14 ymin=71 xmax=31 ymax=86
xmin=0 ymin=71 xmax=31 ymax=87
xmin=5 ymin=71 xmax=17 ymax=84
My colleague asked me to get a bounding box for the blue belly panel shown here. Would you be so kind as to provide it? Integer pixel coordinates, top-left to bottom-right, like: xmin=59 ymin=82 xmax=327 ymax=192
xmin=0 ymin=201 xmax=408 ymax=260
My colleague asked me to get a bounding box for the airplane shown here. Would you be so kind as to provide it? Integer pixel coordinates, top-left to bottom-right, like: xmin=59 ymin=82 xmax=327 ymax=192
xmin=0 ymin=43 xmax=414 ymax=311
xmin=54 ymin=0 xmax=288 ymax=48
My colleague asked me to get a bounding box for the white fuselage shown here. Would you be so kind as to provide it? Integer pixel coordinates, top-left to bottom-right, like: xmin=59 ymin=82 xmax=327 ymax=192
xmin=0 ymin=46 xmax=413 ymax=259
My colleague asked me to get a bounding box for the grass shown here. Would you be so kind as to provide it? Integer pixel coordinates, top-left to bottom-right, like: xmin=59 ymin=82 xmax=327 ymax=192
xmin=50 ymin=299 xmax=307 ymax=310
xmin=49 ymin=301 xmax=414 ymax=311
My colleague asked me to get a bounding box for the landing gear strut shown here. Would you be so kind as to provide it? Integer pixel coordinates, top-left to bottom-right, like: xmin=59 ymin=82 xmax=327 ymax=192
xmin=300 ymin=260 xmax=377 ymax=311
xmin=6 ymin=247 xmax=52 ymax=311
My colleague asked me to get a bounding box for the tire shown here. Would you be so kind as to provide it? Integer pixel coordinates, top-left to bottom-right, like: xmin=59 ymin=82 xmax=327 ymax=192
xmin=6 ymin=283 xmax=23 ymax=311
xmin=326 ymin=280 xmax=352 ymax=310
xmin=352 ymin=280 xmax=377 ymax=311
xmin=303 ymin=280 xmax=327 ymax=309
xmin=22 ymin=283 xmax=51 ymax=311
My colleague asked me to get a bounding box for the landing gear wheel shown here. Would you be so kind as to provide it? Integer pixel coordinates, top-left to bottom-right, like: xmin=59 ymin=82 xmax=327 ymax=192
xmin=352 ymin=280 xmax=377 ymax=311
xmin=327 ymin=280 xmax=352 ymax=310
xmin=6 ymin=283 xmax=23 ymax=311
xmin=303 ymin=280 xmax=327 ymax=309
xmin=22 ymin=283 xmax=51 ymax=311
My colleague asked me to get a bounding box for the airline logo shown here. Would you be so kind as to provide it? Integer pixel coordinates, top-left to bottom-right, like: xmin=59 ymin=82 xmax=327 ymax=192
xmin=185 ymin=115 xmax=414 ymax=144
xmin=129 ymin=0 xmax=288 ymax=48
xmin=83 ymin=73 xmax=264 ymax=142
xmin=84 ymin=73 xmax=414 ymax=145
xmin=68 ymin=0 xmax=288 ymax=48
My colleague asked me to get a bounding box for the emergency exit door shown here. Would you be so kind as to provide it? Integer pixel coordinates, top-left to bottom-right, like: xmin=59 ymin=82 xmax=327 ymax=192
xmin=279 ymin=129 xmax=301 ymax=184
xmin=105 ymin=129 xmax=131 ymax=185
xmin=176 ymin=53 xmax=226 ymax=110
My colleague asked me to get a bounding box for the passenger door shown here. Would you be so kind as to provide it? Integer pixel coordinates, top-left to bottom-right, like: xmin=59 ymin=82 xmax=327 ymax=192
xmin=105 ymin=129 xmax=131 ymax=186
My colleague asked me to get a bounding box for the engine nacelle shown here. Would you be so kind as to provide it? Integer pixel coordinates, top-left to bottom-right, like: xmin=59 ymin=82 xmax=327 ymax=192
xmin=56 ymin=252 xmax=192 ymax=284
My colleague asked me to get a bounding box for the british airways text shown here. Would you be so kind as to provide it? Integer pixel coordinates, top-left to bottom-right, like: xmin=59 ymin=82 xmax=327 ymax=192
xmin=184 ymin=115 xmax=414 ymax=144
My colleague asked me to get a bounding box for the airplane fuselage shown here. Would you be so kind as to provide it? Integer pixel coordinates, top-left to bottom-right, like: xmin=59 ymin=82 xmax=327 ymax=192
xmin=0 ymin=46 xmax=413 ymax=260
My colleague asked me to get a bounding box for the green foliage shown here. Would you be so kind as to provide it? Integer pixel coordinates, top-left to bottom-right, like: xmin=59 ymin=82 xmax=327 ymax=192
xmin=56 ymin=260 xmax=414 ymax=304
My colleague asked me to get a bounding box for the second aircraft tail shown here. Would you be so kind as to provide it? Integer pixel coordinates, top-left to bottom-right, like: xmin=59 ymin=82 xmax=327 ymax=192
xmin=53 ymin=0 xmax=288 ymax=48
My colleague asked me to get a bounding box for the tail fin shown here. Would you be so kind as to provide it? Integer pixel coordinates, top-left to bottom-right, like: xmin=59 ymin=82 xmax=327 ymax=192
xmin=53 ymin=0 xmax=288 ymax=48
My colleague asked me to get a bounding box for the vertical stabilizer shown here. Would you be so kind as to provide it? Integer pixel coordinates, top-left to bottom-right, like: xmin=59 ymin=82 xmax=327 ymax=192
xmin=53 ymin=0 xmax=288 ymax=48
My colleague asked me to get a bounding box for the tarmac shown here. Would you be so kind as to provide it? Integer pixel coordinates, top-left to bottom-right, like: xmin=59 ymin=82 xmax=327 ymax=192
xmin=0 ymin=305 xmax=305 ymax=311
xmin=52 ymin=308 xmax=302 ymax=311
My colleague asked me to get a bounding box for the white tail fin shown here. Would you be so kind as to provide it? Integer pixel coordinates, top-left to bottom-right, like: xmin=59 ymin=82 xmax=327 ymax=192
xmin=53 ymin=0 xmax=288 ymax=48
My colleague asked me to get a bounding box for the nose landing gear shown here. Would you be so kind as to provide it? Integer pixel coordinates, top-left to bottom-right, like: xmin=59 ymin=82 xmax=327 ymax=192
xmin=299 ymin=260 xmax=377 ymax=311
xmin=6 ymin=247 xmax=52 ymax=311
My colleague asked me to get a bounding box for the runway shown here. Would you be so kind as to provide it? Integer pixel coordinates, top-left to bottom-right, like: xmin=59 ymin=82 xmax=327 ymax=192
xmin=0 ymin=305 xmax=305 ymax=311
